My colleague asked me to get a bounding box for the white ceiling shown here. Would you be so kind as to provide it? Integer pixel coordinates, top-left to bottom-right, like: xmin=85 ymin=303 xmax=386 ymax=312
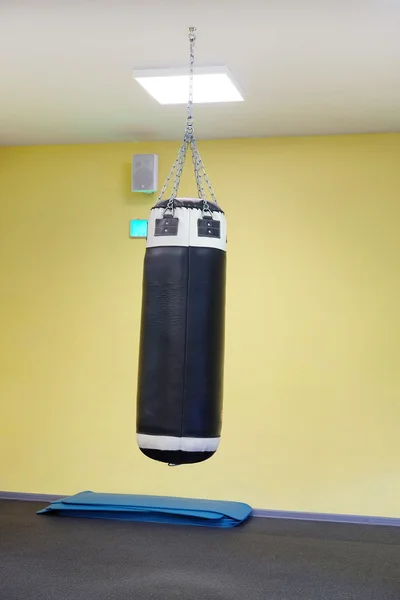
xmin=0 ymin=0 xmax=399 ymax=146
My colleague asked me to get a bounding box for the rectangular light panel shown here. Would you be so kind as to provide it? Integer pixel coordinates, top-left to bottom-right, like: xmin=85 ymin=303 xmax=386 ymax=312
xmin=133 ymin=67 xmax=244 ymax=105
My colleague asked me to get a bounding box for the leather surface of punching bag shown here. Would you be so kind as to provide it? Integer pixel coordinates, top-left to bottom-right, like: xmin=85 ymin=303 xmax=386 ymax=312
xmin=136 ymin=198 xmax=227 ymax=465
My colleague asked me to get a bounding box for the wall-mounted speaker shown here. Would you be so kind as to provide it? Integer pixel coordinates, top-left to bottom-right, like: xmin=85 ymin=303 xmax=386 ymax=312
xmin=132 ymin=154 xmax=158 ymax=194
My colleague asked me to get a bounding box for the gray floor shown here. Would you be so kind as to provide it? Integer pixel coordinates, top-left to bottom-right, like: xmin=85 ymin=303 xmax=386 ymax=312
xmin=1 ymin=499 xmax=400 ymax=599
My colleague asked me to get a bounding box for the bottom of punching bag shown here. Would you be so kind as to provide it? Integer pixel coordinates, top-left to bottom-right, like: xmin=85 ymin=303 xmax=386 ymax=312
xmin=137 ymin=434 xmax=220 ymax=466
xmin=140 ymin=448 xmax=215 ymax=466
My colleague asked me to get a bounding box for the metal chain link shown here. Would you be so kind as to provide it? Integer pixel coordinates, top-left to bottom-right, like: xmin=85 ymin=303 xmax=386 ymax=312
xmin=157 ymin=141 xmax=185 ymax=204
xmin=190 ymin=136 xmax=217 ymax=213
xmin=190 ymin=138 xmax=205 ymax=201
xmin=160 ymin=141 xmax=187 ymax=215
xmin=157 ymin=27 xmax=218 ymax=214
xmin=186 ymin=28 xmax=195 ymax=140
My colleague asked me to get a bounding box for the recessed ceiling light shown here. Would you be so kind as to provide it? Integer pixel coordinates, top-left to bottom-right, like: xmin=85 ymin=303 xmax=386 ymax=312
xmin=133 ymin=66 xmax=244 ymax=105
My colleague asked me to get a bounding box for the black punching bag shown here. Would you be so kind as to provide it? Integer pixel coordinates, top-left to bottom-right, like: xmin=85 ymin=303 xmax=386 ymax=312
xmin=136 ymin=197 xmax=227 ymax=465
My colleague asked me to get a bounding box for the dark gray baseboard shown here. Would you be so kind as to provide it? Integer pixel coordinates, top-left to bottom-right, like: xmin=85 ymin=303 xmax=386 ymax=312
xmin=0 ymin=491 xmax=64 ymax=503
xmin=1 ymin=491 xmax=399 ymax=527
xmin=252 ymin=508 xmax=400 ymax=527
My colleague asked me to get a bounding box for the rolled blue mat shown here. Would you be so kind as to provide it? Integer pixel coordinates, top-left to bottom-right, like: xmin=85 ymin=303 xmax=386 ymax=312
xmin=37 ymin=491 xmax=252 ymax=528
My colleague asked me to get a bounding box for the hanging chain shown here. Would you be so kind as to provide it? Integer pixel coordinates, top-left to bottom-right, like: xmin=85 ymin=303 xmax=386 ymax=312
xmin=158 ymin=27 xmax=217 ymax=214
xmin=186 ymin=27 xmax=195 ymax=141
xmin=158 ymin=141 xmax=187 ymax=215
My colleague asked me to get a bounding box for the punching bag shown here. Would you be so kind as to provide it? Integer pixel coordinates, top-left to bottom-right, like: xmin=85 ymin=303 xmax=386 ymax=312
xmin=136 ymin=198 xmax=227 ymax=465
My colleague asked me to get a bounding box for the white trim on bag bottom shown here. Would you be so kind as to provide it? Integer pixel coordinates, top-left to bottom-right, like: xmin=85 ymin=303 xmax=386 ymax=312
xmin=137 ymin=434 xmax=220 ymax=452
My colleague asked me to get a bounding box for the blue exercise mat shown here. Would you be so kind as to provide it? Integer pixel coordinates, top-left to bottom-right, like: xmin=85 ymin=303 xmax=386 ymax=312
xmin=37 ymin=491 xmax=252 ymax=528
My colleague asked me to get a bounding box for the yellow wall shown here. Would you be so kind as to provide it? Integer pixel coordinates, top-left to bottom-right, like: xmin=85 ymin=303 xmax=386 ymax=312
xmin=1 ymin=134 xmax=400 ymax=517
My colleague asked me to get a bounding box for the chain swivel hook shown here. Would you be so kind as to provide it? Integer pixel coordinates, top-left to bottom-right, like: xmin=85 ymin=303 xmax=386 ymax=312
xmin=188 ymin=26 xmax=197 ymax=42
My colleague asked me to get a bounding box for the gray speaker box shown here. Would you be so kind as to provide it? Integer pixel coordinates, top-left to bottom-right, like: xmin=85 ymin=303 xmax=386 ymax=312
xmin=132 ymin=154 xmax=158 ymax=194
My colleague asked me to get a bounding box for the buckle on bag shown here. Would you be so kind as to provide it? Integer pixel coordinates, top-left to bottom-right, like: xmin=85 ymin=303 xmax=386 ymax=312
xmin=155 ymin=218 xmax=179 ymax=236
xmin=197 ymin=218 xmax=220 ymax=239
